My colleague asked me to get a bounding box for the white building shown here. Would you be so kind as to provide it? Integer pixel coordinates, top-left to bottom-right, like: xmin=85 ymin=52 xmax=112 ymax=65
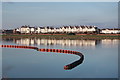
xmin=35 ymin=27 xmax=47 ymax=33
xmin=46 ymin=27 xmax=55 ymax=33
xmin=101 ymin=28 xmax=120 ymax=34
xmin=14 ymin=25 xmax=100 ymax=34
xmin=40 ymin=27 xmax=47 ymax=33
xmin=60 ymin=25 xmax=98 ymax=33
xmin=29 ymin=27 xmax=36 ymax=34
xmin=35 ymin=27 xmax=41 ymax=33
xmin=19 ymin=26 xmax=30 ymax=34
xmin=13 ymin=28 xmax=20 ymax=33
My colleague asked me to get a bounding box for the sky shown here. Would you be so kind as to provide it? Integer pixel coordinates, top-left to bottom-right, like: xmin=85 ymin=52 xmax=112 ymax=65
xmin=2 ymin=2 xmax=118 ymax=29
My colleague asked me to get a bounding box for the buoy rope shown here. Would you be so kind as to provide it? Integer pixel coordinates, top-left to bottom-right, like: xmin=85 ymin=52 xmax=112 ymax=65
xmin=0 ymin=45 xmax=84 ymax=70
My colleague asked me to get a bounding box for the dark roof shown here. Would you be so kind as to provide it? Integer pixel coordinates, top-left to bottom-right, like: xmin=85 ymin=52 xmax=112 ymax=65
xmin=56 ymin=28 xmax=59 ymax=29
xmin=21 ymin=26 xmax=28 ymax=28
xmin=29 ymin=27 xmax=35 ymax=28
xmin=70 ymin=26 xmax=74 ymax=28
xmin=40 ymin=27 xmax=45 ymax=29
xmin=80 ymin=26 xmax=85 ymax=28
xmin=75 ymin=26 xmax=79 ymax=29
xmin=46 ymin=27 xmax=54 ymax=29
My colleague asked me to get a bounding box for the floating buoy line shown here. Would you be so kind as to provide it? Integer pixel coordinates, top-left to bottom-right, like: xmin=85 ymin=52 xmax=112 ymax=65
xmin=0 ymin=45 xmax=84 ymax=70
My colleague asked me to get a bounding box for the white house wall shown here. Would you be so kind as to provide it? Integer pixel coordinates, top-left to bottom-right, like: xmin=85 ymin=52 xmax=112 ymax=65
xmin=15 ymin=26 xmax=119 ymax=34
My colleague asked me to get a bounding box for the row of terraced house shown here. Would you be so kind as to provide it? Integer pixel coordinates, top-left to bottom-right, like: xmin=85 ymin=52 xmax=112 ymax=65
xmin=13 ymin=25 xmax=99 ymax=34
xmin=2 ymin=25 xmax=120 ymax=34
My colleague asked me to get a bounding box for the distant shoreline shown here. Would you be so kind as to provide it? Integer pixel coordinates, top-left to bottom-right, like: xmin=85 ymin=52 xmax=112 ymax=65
xmin=1 ymin=34 xmax=120 ymax=39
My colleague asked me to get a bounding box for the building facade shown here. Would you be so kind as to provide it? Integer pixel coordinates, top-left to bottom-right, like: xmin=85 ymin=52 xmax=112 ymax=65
xmin=101 ymin=29 xmax=120 ymax=34
xmin=12 ymin=25 xmax=119 ymax=34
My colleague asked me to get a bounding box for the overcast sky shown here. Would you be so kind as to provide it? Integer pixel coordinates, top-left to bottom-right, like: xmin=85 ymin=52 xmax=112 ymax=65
xmin=2 ymin=2 xmax=118 ymax=29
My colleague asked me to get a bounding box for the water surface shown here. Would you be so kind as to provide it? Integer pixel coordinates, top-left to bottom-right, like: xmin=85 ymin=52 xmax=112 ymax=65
xmin=2 ymin=38 xmax=119 ymax=78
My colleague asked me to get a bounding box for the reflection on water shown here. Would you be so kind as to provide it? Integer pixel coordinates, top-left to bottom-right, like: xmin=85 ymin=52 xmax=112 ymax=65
xmin=15 ymin=39 xmax=98 ymax=47
xmin=101 ymin=39 xmax=119 ymax=45
xmin=101 ymin=39 xmax=119 ymax=48
xmin=3 ymin=38 xmax=101 ymax=47
xmin=2 ymin=38 xmax=120 ymax=47
xmin=2 ymin=38 xmax=119 ymax=78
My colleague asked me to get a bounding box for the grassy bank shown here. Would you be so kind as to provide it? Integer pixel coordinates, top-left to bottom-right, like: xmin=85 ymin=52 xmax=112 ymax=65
xmin=1 ymin=34 xmax=120 ymax=39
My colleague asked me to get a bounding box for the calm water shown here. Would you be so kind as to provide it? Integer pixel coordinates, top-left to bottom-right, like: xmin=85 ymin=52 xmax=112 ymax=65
xmin=2 ymin=38 xmax=119 ymax=78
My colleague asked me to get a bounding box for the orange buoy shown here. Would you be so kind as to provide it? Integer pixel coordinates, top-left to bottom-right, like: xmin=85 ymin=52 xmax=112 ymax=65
xmin=0 ymin=45 xmax=84 ymax=70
